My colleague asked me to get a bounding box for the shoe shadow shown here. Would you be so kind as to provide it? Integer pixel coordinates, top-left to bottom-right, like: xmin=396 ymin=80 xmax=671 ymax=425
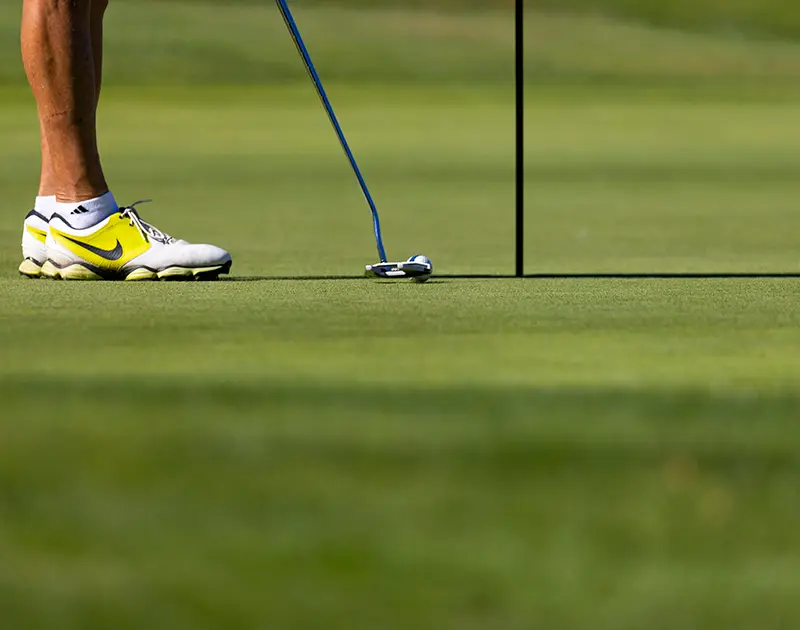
xmin=220 ymin=275 xmax=367 ymax=282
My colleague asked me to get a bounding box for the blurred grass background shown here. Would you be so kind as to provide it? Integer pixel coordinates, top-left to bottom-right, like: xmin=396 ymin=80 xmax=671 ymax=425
xmin=3 ymin=2 xmax=800 ymax=629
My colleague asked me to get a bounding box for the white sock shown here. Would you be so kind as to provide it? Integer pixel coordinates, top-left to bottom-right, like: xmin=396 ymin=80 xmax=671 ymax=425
xmin=34 ymin=195 xmax=57 ymax=220
xmin=55 ymin=191 xmax=119 ymax=229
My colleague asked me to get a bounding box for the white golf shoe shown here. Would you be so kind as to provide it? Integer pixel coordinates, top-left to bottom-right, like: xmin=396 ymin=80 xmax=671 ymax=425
xmin=41 ymin=201 xmax=232 ymax=281
xmin=19 ymin=209 xmax=50 ymax=278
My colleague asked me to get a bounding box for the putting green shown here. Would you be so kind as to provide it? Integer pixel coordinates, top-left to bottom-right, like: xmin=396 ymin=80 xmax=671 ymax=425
xmin=3 ymin=3 xmax=800 ymax=628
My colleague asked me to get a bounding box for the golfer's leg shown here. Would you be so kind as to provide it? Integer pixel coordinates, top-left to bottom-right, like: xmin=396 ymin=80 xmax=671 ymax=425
xmin=32 ymin=0 xmax=109 ymax=202
xmin=21 ymin=0 xmax=108 ymax=203
xmin=91 ymin=0 xmax=108 ymax=99
xmin=36 ymin=120 xmax=55 ymax=198
xmin=23 ymin=0 xmax=231 ymax=281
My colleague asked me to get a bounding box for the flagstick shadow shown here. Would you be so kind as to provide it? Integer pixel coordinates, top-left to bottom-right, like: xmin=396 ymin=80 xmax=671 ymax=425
xmin=221 ymin=273 xmax=800 ymax=282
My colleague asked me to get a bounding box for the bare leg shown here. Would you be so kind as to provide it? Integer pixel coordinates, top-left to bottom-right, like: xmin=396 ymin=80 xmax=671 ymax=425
xmin=91 ymin=0 xmax=108 ymax=100
xmin=22 ymin=0 xmax=108 ymax=203
xmin=37 ymin=119 xmax=56 ymax=198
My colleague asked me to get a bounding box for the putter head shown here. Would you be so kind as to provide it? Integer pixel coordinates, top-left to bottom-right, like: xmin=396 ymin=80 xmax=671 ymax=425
xmin=365 ymin=261 xmax=433 ymax=281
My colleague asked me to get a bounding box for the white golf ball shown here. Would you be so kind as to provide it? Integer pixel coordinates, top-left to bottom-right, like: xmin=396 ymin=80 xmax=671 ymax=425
xmin=408 ymin=254 xmax=433 ymax=283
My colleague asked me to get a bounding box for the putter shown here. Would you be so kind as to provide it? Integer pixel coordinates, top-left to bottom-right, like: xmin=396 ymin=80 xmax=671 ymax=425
xmin=276 ymin=0 xmax=430 ymax=280
xmin=364 ymin=260 xmax=433 ymax=279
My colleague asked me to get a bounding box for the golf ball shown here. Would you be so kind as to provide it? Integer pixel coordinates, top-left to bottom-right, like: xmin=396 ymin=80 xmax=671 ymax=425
xmin=408 ymin=255 xmax=433 ymax=283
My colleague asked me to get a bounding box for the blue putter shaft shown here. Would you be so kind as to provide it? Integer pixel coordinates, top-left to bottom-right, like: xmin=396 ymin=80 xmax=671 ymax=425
xmin=276 ymin=0 xmax=388 ymax=264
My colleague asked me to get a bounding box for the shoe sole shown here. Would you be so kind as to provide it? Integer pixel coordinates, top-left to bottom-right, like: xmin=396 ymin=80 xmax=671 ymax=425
xmin=19 ymin=258 xmax=44 ymax=279
xmin=40 ymin=260 xmax=232 ymax=281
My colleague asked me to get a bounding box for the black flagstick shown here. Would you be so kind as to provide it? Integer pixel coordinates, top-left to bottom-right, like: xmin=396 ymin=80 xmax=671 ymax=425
xmin=515 ymin=0 xmax=524 ymax=277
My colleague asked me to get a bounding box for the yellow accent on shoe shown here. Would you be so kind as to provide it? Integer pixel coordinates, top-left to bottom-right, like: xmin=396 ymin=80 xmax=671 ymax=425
xmin=18 ymin=258 xmax=42 ymax=278
xmin=124 ymin=268 xmax=158 ymax=281
xmin=26 ymin=225 xmax=48 ymax=244
xmin=50 ymin=213 xmax=152 ymax=272
xmin=157 ymin=265 xmax=227 ymax=280
xmin=41 ymin=261 xmax=103 ymax=281
xmin=46 ymin=203 xmax=232 ymax=281
xmin=40 ymin=260 xmax=59 ymax=279
xmin=158 ymin=267 xmax=195 ymax=280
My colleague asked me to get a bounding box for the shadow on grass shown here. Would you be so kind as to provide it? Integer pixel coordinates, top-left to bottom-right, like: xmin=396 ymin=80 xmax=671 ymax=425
xmin=1 ymin=378 xmax=800 ymax=630
xmin=222 ymin=273 xmax=800 ymax=282
xmin=3 ymin=376 xmax=800 ymax=430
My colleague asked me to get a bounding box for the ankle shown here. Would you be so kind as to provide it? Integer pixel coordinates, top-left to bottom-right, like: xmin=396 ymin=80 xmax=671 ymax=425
xmin=55 ymin=191 xmax=119 ymax=228
xmin=34 ymin=195 xmax=57 ymax=219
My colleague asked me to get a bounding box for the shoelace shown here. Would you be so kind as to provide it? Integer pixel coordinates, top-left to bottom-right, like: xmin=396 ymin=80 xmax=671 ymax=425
xmin=119 ymin=200 xmax=175 ymax=244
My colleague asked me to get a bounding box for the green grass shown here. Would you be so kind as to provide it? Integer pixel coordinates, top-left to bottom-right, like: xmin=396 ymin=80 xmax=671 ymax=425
xmin=4 ymin=2 xmax=800 ymax=628
xmin=526 ymin=0 xmax=800 ymax=40
xmin=3 ymin=279 xmax=800 ymax=629
xmin=0 ymin=84 xmax=515 ymax=276
xmin=523 ymin=88 xmax=800 ymax=272
xmin=4 ymin=278 xmax=800 ymax=629
xmin=0 ymin=1 xmax=515 ymax=86
xmin=6 ymin=3 xmax=800 ymax=87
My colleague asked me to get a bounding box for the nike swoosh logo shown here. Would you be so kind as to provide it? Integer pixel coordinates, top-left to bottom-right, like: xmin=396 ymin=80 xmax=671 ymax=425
xmin=62 ymin=235 xmax=124 ymax=261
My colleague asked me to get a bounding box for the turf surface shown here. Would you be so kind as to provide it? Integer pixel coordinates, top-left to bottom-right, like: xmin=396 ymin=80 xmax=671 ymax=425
xmin=3 ymin=2 xmax=800 ymax=629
